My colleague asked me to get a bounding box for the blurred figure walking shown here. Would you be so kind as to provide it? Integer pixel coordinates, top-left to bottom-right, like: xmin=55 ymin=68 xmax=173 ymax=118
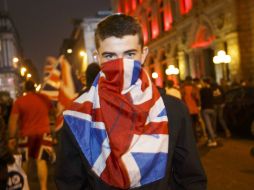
xmin=8 ymin=80 xmax=53 ymax=190
xmin=182 ymin=76 xmax=200 ymax=140
xmin=0 ymin=91 xmax=13 ymax=126
xmin=200 ymin=78 xmax=218 ymax=147
xmin=165 ymin=79 xmax=182 ymax=99
xmin=0 ymin=115 xmax=14 ymax=189
xmin=212 ymin=81 xmax=231 ymax=138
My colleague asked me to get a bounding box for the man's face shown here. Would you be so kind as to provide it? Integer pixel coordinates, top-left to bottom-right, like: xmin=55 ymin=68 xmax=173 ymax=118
xmin=95 ymin=34 xmax=148 ymax=64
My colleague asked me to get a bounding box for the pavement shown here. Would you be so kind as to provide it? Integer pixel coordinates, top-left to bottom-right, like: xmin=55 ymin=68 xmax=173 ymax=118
xmin=26 ymin=137 xmax=254 ymax=190
xmin=199 ymin=137 xmax=254 ymax=190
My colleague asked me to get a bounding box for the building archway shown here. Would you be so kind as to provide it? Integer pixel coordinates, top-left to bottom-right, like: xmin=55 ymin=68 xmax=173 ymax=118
xmin=190 ymin=23 xmax=216 ymax=79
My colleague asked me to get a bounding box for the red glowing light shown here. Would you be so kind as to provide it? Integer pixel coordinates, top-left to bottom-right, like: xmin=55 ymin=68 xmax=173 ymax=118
xmin=191 ymin=25 xmax=215 ymax=48
xmin=180 ymin=0 xmax=193 ymax=15
xmin=131 ymin=0 xmax=136 ymax=11
xmin=124 ymin=0 xmax=130 ymax=14
xmin=164 ymin=3 xmax=173 ymax=31
xmin=117 ymin=4 xmax=122 ymax=13
xmin=155 ymin=75 xmax=163 ymax=87
xmin=152 ymin=15 xmax=159 ymax=39
xmin=142 ymin=24 xmax=148 ymax=44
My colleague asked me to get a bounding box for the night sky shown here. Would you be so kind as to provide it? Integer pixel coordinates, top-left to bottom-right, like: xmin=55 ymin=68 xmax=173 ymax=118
xmin=1 ymin=0 xmax=111 ymax=77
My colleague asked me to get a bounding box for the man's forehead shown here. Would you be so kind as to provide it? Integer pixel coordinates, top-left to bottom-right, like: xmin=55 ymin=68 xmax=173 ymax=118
xmin=98 ymin=35 xmax=140 ymax=49
xmin=99 ymin=34 xmax=139 ymax=43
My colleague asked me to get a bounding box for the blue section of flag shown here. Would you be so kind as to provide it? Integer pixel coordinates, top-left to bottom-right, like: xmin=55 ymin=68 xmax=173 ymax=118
xmin=92 ymin=73 xmax=100 ymax=87
xmin=131 ymin=60 xmax=141 ymax=85
xmin=64 ymin=115 xmax=107 ymax=166
xmin=157 ymin=108 xmax=167 ymax=117
xmin=132 ymin=152 xmax=168 ymax=185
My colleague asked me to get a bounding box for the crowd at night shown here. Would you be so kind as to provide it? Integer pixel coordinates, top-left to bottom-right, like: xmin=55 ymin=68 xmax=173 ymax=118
xmin=1 ymin=0 xmax=254 ymax=190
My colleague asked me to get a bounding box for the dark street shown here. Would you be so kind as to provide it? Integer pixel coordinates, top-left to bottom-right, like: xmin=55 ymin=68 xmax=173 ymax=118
xmin=26 ymin=137 xmax=254 ymax=190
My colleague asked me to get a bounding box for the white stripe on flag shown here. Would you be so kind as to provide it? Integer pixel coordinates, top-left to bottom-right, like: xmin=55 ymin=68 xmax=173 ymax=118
xmin=129 ymin=134 xmax=168 ymax=153
xmin=122 ymin=59 xmax=134 ymax=94
xmin=63 ymin=110 xmax=105 ymax=130
xmin=75 ymin=85 xmax=100 ymax=109
xmin=145 ymin=97 xmax=168 ymax=125
xmin=130 ymin=77 xmax=153 ymax=105
xmin=63 ymin=110 xmax=92 ymax=121
xmin=121 ymin=152 xmax=141 ymax=188
xmin=92 ymin=138 xmax=111 ymax=176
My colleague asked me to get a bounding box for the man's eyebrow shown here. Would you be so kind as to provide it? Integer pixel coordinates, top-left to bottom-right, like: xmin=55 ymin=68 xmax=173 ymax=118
xmin=101 ymin=52 xmax=116 ymax=56
xmin=124 ymin=49 xmax=138 ymax=53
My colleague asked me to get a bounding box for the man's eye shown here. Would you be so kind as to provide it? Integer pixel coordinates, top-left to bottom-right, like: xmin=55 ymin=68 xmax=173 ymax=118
xmin=104 ymin=54 xmax=115 ymax=59
xmin=126 ymin=53 xmax=135 ymax=58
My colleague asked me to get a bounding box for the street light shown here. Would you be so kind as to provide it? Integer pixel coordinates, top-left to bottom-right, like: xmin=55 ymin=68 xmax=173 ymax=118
xmin=165 ymin=65 xmax=179 ymax=75
xmin=20 ymin=67 xmax=27 ymax=77
xmin=152 ymin=72 xmax=158 ymax=79
xmin=79 ymin=50 xmax=86 ymax=57
xmin=67 ymin=49 xmax=72 ymax=54
xmin=213 ymin=50 xmax=231 ymax=80
xmin=27 ymin=73 xmax=32 ymax=79
xmin=35 ymin=84 xmax=41 ymax=91
xmin=13 ymin=57 xmax=19 ymax=63
xmin=213 ymin=50 xmax=231 ymax=64
xmin=79 ymin=50 xmax=88 ymax=72
xmin=13 ymin=57 xmax=19 ymax=68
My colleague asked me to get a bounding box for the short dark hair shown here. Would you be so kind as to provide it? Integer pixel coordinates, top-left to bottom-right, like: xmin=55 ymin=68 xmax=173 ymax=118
xmin=85 ymin=63 xmax=101 ymax=89
xmin=95 ymin=14 xmax=144 ymax=49
xmin=166 ymin=80 xmax=174 ymax=88
xmin=25 ymin=80 xmax=35 ymax=92
xmin=203 ymin=77 xmax=212 ymax=85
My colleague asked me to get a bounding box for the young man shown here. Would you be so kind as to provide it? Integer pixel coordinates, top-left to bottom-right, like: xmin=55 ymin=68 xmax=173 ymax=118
xmin=55 ymin=14 xmax=207 ymax=190
xmin=8 ymin=80 xmax=53 ymax=190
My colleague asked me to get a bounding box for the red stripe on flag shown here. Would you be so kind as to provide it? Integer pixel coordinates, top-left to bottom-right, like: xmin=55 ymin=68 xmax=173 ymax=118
xmin=101 ymin=155 xmax=130 ymax=188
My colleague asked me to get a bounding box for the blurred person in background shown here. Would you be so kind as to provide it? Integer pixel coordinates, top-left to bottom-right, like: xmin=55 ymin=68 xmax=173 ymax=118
xmin=211 ymin=80 xmax=231 ymax=138
xmin=192 ymin=78 xmax=207 ymax=140
xmin=219 ymin=78 xmax=230 ymax=93
xmin=8 ymin=80 xmax=53 ymax=190
xmin=79 ymin=62 xmax=101 ymax=95
xmin=200 ymin=78 xmax=218 ymax=147
xmin=0 ymin=92 xmax=13 ymax=126
xmin=165 ymin=79 xmax=182 ymax=99
xmin=0 ymin=114 xmax=14 ymax=189
xmin=181 ymin=76 xmax=200 ymax=141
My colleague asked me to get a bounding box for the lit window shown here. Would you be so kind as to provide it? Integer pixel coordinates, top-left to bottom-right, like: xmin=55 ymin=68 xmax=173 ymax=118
xmin=148 ymin=11 xmax=152 ymax=40
xmin=179 ymin=0 xmax=192 ymax=15
xmin=159 ymin=1 xmax=165 ymax=32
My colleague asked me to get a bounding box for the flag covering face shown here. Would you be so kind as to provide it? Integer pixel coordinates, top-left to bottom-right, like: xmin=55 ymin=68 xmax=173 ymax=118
xmin=63 ymin=58 xmax=169 ymax=189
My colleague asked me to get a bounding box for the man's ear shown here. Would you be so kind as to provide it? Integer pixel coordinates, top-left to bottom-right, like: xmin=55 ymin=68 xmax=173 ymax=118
xmin=141 ymin=46 xmax=149 ymax=65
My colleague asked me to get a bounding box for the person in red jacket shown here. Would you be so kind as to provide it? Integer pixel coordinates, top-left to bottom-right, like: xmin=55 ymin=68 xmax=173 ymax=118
xmin=55 ymin=14 xmax=206 ymax=190
xmin=8 ymin=80 xmax=53 ymax=190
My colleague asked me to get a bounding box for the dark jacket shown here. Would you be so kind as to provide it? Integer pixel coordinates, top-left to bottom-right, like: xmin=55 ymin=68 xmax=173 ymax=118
xmin=0 ymin=116 xmax=14 ymax=190
xmin=200 ymin=87 xmax=214 ymax=110
xmin=55 ymin=95 xmax=207 ymax=190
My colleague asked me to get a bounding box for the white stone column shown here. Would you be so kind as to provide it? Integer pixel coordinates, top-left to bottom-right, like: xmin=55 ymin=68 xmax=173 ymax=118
xmin=178 ymin=51 xmax=186 ymax=80
xmin=226 ymin=32 xmax=241 ymax=81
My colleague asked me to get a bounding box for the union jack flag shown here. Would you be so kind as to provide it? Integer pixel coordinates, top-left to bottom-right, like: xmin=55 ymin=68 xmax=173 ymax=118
xmin=63 ymin=58 xmax=169 ymax=189
xmin=41 ymin=55 xmax=82 ymax=131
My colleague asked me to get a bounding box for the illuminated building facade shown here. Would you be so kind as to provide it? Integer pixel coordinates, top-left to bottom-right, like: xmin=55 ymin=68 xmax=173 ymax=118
xmin=0 ymin=11 xmax=23 ymax=98
xmin=60 ymin=11 xmax=112 ymax=78
xmin=112 ymin=0 xmax=254 ymax=86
